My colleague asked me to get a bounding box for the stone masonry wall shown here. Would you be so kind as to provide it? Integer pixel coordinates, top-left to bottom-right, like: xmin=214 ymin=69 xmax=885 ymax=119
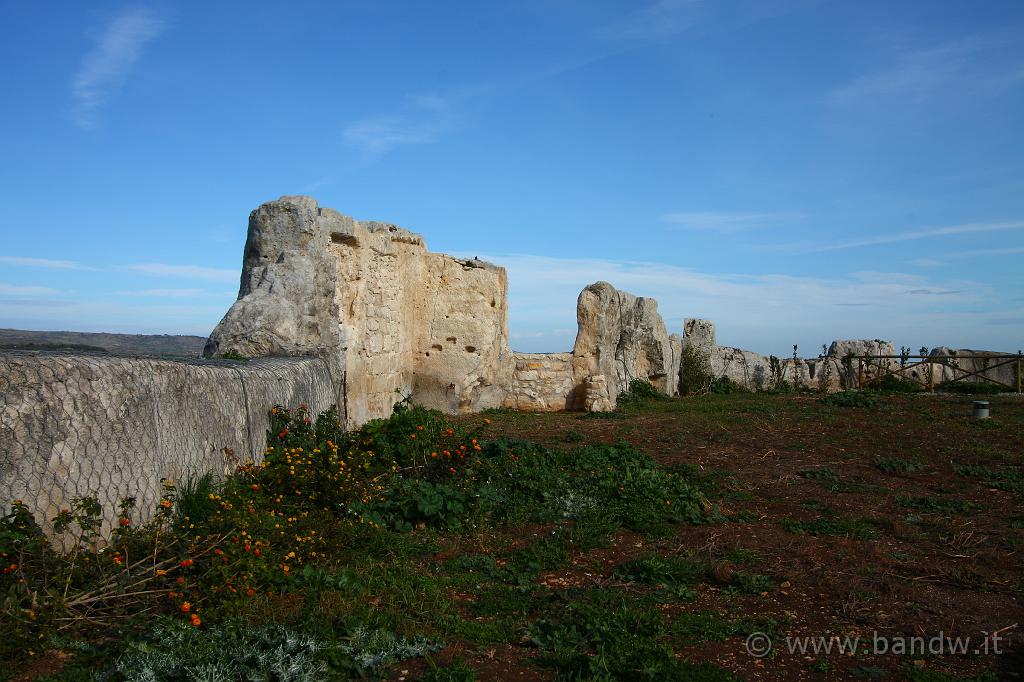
xmin=503 ymin=353 xmax=576 ymax=411
xmin=0 ymin=352 xmax=334 ymax=539
xmin=207 ymin=197 xmax=682 ymax=424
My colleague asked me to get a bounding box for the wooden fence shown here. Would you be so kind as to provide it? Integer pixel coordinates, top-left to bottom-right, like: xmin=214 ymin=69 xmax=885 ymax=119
xmin=852 ymin=352 xmax=1023 ymax=392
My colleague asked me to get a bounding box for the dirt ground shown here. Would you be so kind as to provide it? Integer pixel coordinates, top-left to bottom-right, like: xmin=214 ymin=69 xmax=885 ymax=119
xmin=444 ymin=392 xmax=1024 ymax=681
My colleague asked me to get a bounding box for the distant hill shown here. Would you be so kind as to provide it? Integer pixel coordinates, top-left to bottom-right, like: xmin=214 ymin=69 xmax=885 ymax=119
xmin=0 ymin=328 xmax=208 ymax=358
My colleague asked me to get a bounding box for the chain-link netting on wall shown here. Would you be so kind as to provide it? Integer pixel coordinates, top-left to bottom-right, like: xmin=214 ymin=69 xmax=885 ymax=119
xmin=0 ymin=352 xmax=335 ymax=539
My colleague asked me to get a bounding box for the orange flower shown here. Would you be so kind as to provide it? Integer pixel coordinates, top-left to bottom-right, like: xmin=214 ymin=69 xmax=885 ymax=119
xmin=483 ymin=418 xmax=492 ymax=424
xmin=155 ymin=569 xmax=167 ymax=577
xmin=179 ymin=559 xmax=193 ymax=568
xmin=251 ymin=484 xmax=259 ymax=491
xmin=190 ymin=613 xmax=202 ymax=627
xmin=180 ymin=602 xmax=191 ymax=613
xmin=119 ymin=518 xmax=131 ymax=527
xmin=246 ymin=588 xmax=256 ymax=597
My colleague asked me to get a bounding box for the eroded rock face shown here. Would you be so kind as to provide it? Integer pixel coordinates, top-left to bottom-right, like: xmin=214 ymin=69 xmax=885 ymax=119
xmin=208 ymin=198 xmax=688 ymax=423
xmin=205 ymin=197 xmax=342 ymax=360
xmin=207 ymin=196 xmax=513 ymax=426
xmin=573 ymin=282 xmax=681 ymax=404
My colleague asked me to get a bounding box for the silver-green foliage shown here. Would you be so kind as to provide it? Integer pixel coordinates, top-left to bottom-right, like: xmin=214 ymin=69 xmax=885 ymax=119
xmin=112 ymin=621 xmax=327 ymax=682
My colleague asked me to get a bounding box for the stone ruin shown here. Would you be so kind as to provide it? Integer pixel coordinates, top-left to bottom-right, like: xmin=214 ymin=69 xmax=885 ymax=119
xmin=4 ymin=195 xmax=1016 ymax=536
xmin=206 ymin=196 xmax=1019 ymax=424
xmin=204 ymin=196 xmax=683 ymax=427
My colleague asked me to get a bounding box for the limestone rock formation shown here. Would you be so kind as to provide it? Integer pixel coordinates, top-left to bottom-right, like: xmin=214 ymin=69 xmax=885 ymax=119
xmin=581 ymin=374 xmax=613 ymax=412
xmin=207 ymin=196 xmax=513 ymax=426
xmin=573 ymin=282 xmax=681 ymax=404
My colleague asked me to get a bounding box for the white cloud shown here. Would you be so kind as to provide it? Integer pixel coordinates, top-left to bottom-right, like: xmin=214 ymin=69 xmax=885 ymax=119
xmin=908 ymin=246 xmax=1024 ymax=266
xmin=125 ymin=263 xmax=239 ymax=283
xmin=660 ymin=211 xmax=800 ymax=232
xmin=593 ymin=0 xmax=702 ymax=42
xmin=71 ymin=6 xmax=165 ymax=128
xmin=0 ymin=256 xmax=95 ymax=270
xmin=830 ymin=34 xmax=1024 ymax=115
xmin=798 ymin=220 xmax=1024 ymax=252
xmin=342 ymin=93 xmax=465 ymax=155
xmin=113 ymin=288 xmax=235 ymax=298
xmin=0 ymin=283 xmax=61 ymax=296
xmin=461 ymin=252 xmax=1007 ymax=354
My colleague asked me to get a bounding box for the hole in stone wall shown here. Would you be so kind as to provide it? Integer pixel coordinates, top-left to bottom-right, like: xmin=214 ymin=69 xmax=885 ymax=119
xmin=490 ymin=299 xmax=496 ymax=307
xmin=331 ymin=232 xmax=358 ymax=245
xmin=446 ymin=336 xmax=457 ymax=343
xmin=431 ymin=344 xmax=443 ymax=351
xmin=465 ymin=346 xmax=476 ymax=353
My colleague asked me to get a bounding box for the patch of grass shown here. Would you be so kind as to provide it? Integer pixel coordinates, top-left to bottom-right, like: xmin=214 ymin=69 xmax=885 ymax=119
xmin=821 ymin=391 xmax=881 ymax=408
xmin=728 ymin=571 xmax=775 ymax=595
xmin=955 ymin=464 xmax=1024 ymax=495
xmin=937 ymin=381 xmax=1012 ymax=395
xmin=616 ymin=379 xmax=667 ymax=409
xmin=616 ymin=554 xmax=704 ymax=601
xmin=562 ymin=428 xmax=585 ymax=443
xmin=722 ymin=547 xmax=761 ymax=564
xmin=866 ymin=375 xmax=922 ymax=393
xmin=798 ymin=466 xmax=840 ymax=482
xmin=423 ymin=657 xmax=476 ymax=681
xmin=782 ymin=516 xmax=880 ymax=540
xmin=875 ymin=457 xmax=924 ymax=474
xmin=897 ymin=496 xmax=976 ymax=514
xmin=528 ymin=589 xmax=739 ymax=680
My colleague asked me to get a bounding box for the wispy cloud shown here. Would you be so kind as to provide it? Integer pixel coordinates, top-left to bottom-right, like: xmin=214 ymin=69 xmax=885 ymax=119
xmin=830 ymin=34 xmax=1024 ymax=115
xmin=909 ymin=246 xmax=1024 ymax=267
xmin=593 ymin=0 xmax=702 ymax=42
xmin=799 ymin=220 xmax=1024 ymax=253
xmin=113 ymin=288 xmax=235 ymax=298
xmin=0 ymin=256 xmax=95 ymax=270
xmin=125 ymin=263 xmax=238 ymax=283
xmin=0 ymin=283 xmax=61 ymax=296
xmin=342 ymin=93 xmax=467 ymax=155
xmin=660 ymin=211 xmax=800 ymax=232
xmin=455 ymin=252 xmax=1004 ymax=354
xmin=71 ymin=6 xmax=165 ymax=128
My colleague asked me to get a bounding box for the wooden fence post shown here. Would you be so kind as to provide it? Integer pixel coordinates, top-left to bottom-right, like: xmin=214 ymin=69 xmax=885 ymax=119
xmin=1017 ymin=351 xmax=1022 ymax=394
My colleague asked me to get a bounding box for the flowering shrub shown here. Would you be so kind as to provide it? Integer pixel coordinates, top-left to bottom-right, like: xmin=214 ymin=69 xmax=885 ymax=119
xmin=1 ymin=399 xmax=713 ymax=679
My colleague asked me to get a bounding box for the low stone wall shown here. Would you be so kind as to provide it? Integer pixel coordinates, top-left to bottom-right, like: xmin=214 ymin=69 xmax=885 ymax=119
xmin=503 ymin=353 xmax=575 ymax=411
xmin=0 ymin=352 xmax=334 ymax=537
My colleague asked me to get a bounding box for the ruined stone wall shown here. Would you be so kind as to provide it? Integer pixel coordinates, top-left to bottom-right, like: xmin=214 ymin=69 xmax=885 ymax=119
xmin=207 ymin=197 xmax=683 ymax=423
xmin=206 ymin=197 xmax=514 ymax=427
xmin=503 ymin=353 xmax=576 ymax=411
xmin=0 ymin=352 xmax=334 ymax=537
xmin=682 ymin=319 xmax=1019 ymax=392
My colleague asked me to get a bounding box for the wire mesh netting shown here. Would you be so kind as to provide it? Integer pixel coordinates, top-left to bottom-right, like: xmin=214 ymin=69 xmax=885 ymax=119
xmin=0 ymin=351 xmax=335 ymax=539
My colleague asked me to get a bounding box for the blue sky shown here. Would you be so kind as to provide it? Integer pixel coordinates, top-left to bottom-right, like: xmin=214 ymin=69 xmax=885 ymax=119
xmin=1 ymin=0 xmax=1022 ymax=355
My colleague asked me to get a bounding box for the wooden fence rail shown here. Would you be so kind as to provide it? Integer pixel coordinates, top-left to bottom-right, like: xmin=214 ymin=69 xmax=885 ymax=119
xmin=850 ymin=353 xmax=1022 ymax=393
